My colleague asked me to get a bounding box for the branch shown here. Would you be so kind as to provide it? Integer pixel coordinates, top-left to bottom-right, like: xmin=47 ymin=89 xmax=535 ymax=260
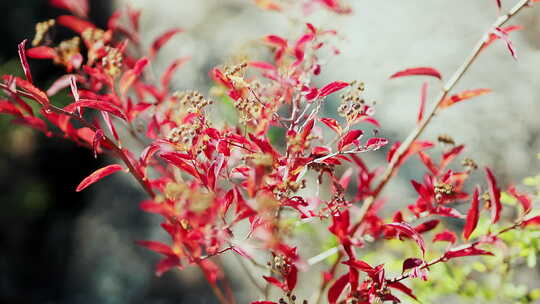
xmin=353 ymin=0 xmax=532 ymax=231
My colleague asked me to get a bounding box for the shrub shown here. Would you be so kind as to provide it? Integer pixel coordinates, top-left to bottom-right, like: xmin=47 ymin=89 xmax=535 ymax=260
xmin=1 ymin=0 xmax=539 ymax=303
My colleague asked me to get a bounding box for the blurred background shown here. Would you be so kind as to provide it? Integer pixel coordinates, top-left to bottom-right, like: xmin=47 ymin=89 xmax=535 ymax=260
xmin=1 ymin=0 xmax=539 ymax=303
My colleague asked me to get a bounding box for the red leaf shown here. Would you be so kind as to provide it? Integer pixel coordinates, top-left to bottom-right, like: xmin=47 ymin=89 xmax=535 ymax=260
xmin=417 ymin=81 xmax=428 ymax=123
xmin=337 ymin=129 xmax=363 ymax=151
xmin=463 ymin=186 xmax=480 ymax=240
xmin=0 ymin=101 xmax=23 ymax=117
xmin=18 ymin=40 xmax=33 ymax=83
xmin=211 ymin=68 xmax=234 ymax=89
xmin=50 ymin=0 xmax=89 ymax=17
xmin=444 ymin=245 xmax=493 ymax=260
xmin=365 ymin=137 xmax=388 ymax=151
xmin=149 ymin=28 xmax=183 ymax=58
xmin=140 ymin=200 xmax=167 ymax=215
xmin=414 ymin=219 xmax=440 ymax=234
xmin=320 ymin=117 xmax=342 ymax=134
xmin=390 ymin=67 xmax=442 ymax=80
xmin=102 ymin=111 xmax=119 ymax=141
xmin=10 ymin=76 xmax=49 ymax=106
xmin=155 ymin=256 xmax=180 ymax=277
xmin=69 ymin=75 xmax=79 ymax=101
xmin=388 ymin=281 xmax=418 ymax=301
xmin=199 ymin=259 xmax=223 ymax=284
xmin=418 ymin=151 xmax=438 ymax=175
xmin=263 ymin=276 xmax=284 ymax=289
xmin=440 ymin=144 xmax=465 ymax=171
xmin=160 ymin=152 xmax=199 ymax=178
xmin=286 ymin=265 xmax=298 ymax=291
xmin=119 ymin=57 xmax=149 ymax=96
xmin=47 ymin=74 xmax=76 ymax=96
xmin=161 ymin=57 xmax=190 ymax=90
xmin=327 ymin=273 xmax=349 ymax=304
xmin=508 ymin=186 xmax=532 ymax=215
xmin=140 ymin=142 xmax=161 ymax=166
xmin=433 ymin=230 xmax=457 ymax=244
xmin=483 ymin=25 xmax=523 ymax=50
xmin=319 ymin=81 xmax=349 ymax=97
xmin=136 ymin=240 xmax=173 ymax=255
xmin=66 ymin=99 xmax=126 ymax=120
xmin=522 ymin=215 xmax=540 ymax=228
xmin=494 ymin=27 xmax=517 ymax=59
xmin=402 ymin=258 xmax=423 ymax=274
xmin=386 ymin=222 xmax=426 ymax=256
xmin=26 ymin=46 xmax=57 ymax=59
xmin=495 ymin=0 xmax=502 ymax=10
xmin=76 ymin=164 xmax=124 ymax=192
xmin=265 ymin=35 xmax=288 ymax=48
xmin=249 ymin=61 xmax=276 ymax=71
xmin=485 ymin=167 xmax=502 ymax=224
xmin=439 ymin=89 xmax=491 ymax=109
xmin=343 ymin=259 xmax=374 ymax=273
xmin=57 ymin=15 xmax=95 ymax=34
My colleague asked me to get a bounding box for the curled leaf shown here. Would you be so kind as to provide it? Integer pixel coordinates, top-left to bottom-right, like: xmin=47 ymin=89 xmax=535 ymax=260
xmin=432 ymin=230 xmax=457 ymax=244
xmin=414 ymin=219 xmax=440 ymax=234
xmin=327 ymin=273 xmax=349 ymax=304
xmin=444 ymin=245 xmax=493 ymax=260
xmin=76 ymin=164 xmax=124 ymax=192
xmin=66 ymin=99 xmax=126 ymax=120
xmin=337 ymin=129 xmax=363 ymax=151
xmin=508 ymin=186 xmax=532 ymax=215
xmin=320 ymin=117 xmax=342 ymax=134
xmin=26 ymin=46 xmax=57 ymax=59
xmin=149 ymin=28 xmax=183 ymax=58
xmin=386 ymin=222 xmax=426 ymax=256
xmin=319 ymin=81 xmax=349 ymax=97
xmin=161 ymin=56 xmax=190 ymax=90
xmin=119 ymin=57 xmax=149 ymax=96
xmin=402 ymin=258 xmax=423 ymax=274
xmin=463 ymin=186 xmax=480 ymax=240
xmin=18 ymin=40 xmax=33 ymax=83
xmin=485 ymin=167 xmax=502 ymax=224
xmin=50 ymin=0 xmax=89 ymax=18
xmin=390 ymin=67 xmax=442 ymax=80
xmin=57 ymin=15 xmax=95 ymax=34
xmin=522 ymin=215 xmax=540 ymax=228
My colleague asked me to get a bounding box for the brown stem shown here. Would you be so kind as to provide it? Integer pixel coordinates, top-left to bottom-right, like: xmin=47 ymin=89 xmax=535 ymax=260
xmin=352 ymin=0 xmax=532 ymax=232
